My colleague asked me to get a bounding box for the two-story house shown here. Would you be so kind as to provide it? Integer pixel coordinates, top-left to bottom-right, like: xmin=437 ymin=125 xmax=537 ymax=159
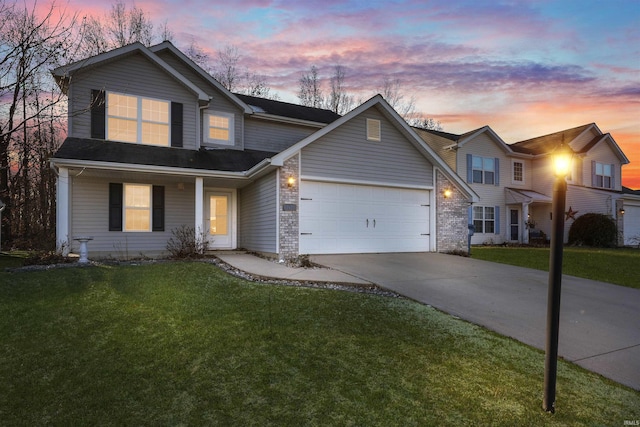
xmin=416 ymin=123 xmax=631 ymax=245
xmin=50 ymin=41 xmax=477 ymax=260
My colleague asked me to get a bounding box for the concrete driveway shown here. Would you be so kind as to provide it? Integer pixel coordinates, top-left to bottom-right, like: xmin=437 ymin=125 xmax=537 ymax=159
xmin=311 ymin=252 xmax=640 ymax=390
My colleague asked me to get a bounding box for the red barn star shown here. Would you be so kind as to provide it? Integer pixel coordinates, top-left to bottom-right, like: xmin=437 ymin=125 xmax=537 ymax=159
xmin=565 ymin=206 xmax=578 ymax=221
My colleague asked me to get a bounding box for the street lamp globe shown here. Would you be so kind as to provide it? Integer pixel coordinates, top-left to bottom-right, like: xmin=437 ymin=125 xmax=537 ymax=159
xmin=552 ymin=145 xmax=572 ymax=178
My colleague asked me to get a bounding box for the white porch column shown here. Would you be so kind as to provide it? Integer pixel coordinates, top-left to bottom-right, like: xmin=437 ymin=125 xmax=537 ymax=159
xmin=57 ymin=167 xmax=70 ymax=255
xmin=522 ymin=203 xmax=530 ymax=244
xmin=195 ymin=177 xmax=204 ymax=250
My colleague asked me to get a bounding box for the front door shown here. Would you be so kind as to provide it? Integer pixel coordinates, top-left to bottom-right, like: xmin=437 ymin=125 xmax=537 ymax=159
xmin=509 ymin=208 xmax=520 ymax=242
xmin=205 ymin=192 xmax=231 ymax=249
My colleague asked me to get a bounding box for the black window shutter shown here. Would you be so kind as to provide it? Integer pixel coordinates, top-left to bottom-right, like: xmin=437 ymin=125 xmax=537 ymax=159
xmin=171 ymin=102 xmax=183 ymax=147
xmin=152 ymin=185 xmax=165 ymax=231
xmin=109 ymin=183 xmax=123 ymax=231
xmin=91 ymin=90 xmax=106 ymax=139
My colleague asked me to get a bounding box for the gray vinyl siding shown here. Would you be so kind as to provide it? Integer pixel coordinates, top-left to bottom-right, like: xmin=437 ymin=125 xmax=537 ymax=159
xmin=244 ymin=118 xmax=317 ymax=152
xmin=155 ymin=50 xmax=215 ymax=93
xmin=301 ymin=107 xmax=433 ymax=187
xmin=69 ymin=175 xmax=195 ymax=257
xmin=238 ymin=171 xmax=277 ymax=253
xmin=202 ymin=105 xmax=244 ymax=150
xmin=68 ymin=52 xmax=198 ymax=149
xmin=156 ymin=49 xmax=245 ymax=149
xmin=457 ymin=133 xmax=510 ymax=244
xmin=582 ymin=141 xmax=623 ymax=191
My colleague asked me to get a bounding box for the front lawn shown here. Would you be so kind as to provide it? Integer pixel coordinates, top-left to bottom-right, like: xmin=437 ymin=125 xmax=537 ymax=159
xmin=471 ymin=246 xmax=640 ymax=289
xmin=1 ymin=262 xmax=638 ymax=425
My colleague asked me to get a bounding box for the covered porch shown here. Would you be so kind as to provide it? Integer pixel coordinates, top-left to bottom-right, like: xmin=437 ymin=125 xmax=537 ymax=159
xmin=505 ymin=188 xmax=552 ymax=244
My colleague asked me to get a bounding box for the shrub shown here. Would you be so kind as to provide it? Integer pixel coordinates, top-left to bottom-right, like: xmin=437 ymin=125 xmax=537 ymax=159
xmin=166 ymin=225 xmax=209 ymax=258
xmin=24 ymin=251 xmax=74 ymax=266
xmin=568 ymin=213 xmax=617 ymax=247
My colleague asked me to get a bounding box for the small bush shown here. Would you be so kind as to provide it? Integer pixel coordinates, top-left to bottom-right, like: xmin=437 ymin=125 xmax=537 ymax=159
xmin=568 ymin=213 xmax=617 ymax=247
xmin=166 ymin=225 xmax=209 ymax=259
xmin=23 ymin=251 xmax=74 ymax=266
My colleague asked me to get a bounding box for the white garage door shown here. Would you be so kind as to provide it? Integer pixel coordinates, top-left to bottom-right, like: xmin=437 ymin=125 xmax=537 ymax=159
xmin=299 ymin=181 xmax=431 ymax=254
xmin=624 ymin=204 xmax=640 ymax=246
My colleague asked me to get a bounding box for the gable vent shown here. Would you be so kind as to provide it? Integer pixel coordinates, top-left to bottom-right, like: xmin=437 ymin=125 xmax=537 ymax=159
xmin=367 ymin=118 xmax=381 ymax=141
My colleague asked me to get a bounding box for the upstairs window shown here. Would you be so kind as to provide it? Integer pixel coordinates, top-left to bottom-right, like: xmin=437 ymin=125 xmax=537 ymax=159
xmin=205 ymin=112 xmax=234 ymax=145
xmin=107 ymin=92 xmax=170 ymax=146
xmin=594 ymin=162 xmax=613 ymax=189
xmin=513 ymin=161 xmax=524 ymax=183
xmin=472 ymin=156 xmax=495 ymax=184
xmin=366 ymin=119 xmax=381 ymax=141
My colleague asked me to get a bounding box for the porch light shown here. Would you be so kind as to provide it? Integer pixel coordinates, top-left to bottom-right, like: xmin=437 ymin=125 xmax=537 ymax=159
xmin=287 ymin=176 xmax=296 ymax=188
xmin=619 ymin=208 xmax=625 ymax=215
xmin=442 ymin=189 xmax=452 ymax=199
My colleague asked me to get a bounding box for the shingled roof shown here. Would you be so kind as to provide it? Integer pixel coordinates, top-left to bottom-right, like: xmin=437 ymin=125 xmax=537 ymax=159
xmin=235 ymin=93 xmax=341 ymax=124
xmin=509 ymin=123 xmax=593 ymax=155
xmin=53 ymin=138 xmax=277 ymax=172
xmin=412 ymin=127 xmax=461 ymax=142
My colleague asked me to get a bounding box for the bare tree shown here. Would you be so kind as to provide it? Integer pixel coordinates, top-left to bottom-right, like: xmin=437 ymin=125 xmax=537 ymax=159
xmin=244 ymin=72 xmax=277 ymax=99
xmin=0 ymin=0 xmax=79 ymax=248
xmin=210 ymin=44 xmax=276 ymax=98
xmin=79 ymin=0 xmax=170 ymax=56
xmin=107 ymin=0 xmax=154 ymax=47
xmin=185 ymin=38 xmax=211 ymax=73
xmin=412 ymin=117 xmax=443 ymax=131
xmin=327 ymin=65 xmax=354 ymax=115
xmin=380 ymin=77 xmax=417 ymax=121
xmin=378 ymin=76 xmax=443 ymax=130
xmin=298 ymin=65 xmax=323 ymax=108
xmin=213 ymin=45 xmax=241 ymax=92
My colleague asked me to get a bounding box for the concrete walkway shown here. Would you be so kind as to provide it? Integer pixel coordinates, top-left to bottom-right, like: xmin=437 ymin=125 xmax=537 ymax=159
xmin=213 ymin=253 xmax=371 ymax=285
xmin=214 ymin=252 xmax=639 ymax=390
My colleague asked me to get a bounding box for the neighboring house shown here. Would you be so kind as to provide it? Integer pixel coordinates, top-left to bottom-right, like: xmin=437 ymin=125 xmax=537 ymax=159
xmin=416 ymin=123 xmax=632 ymax=245
xmin=50 ymin=41 xmax=477 ymax=260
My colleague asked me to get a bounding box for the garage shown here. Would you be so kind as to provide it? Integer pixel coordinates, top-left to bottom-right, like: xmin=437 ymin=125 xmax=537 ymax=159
xmin=623 ymin=203 xmax=640 ymax=246
xmin=299 ymin=181 xmax=431 ymax=254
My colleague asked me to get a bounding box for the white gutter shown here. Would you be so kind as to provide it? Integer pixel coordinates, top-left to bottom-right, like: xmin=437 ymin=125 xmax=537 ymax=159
xmin=50 ymin=156 xmax=276 ymax=180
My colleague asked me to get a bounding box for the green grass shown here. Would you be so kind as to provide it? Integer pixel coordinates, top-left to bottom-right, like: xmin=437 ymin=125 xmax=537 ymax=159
xmin=471 ymin=246 xmax=640 ymax=289
xmin=1 ymin=262 xmax=638 ymax=425
xmin=0 ymin=251 xmax=29 ymax=270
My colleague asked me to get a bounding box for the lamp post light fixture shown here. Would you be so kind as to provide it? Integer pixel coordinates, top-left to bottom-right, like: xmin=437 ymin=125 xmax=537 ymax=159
xmin=543 ymin=143 xmax=572 ymax=413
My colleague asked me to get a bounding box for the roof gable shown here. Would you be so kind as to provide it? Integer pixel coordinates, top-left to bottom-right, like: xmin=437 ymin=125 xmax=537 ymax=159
xmin=272 ymin=95 xmax=479 ymax=202
xmin=456 ymin=126 xmax=516 ymax=155
xmin=509 ymin=123 xmax=595 ymax=155
xmin=52 ymin=42 xmax=209 ymax=102
xmin=509 ymin=123 xmax=629 ymax=164
xmin=148 ymin=42 xmax=252 ymax=114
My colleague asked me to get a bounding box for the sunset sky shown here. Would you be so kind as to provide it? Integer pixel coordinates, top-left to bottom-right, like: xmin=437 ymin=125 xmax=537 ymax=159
xmin=46 ymin=0 xmax=640 ymax=188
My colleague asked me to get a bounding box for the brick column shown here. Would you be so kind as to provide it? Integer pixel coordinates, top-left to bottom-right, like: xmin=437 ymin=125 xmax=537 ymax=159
xmin=436 ymin=170 xmax=469 ymax=253
xmin=278 ymin=155 xmax=300 ymax=261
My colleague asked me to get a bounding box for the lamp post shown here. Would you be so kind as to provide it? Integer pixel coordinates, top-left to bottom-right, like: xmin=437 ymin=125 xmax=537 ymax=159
xmin=543 ymin=144 xmax=572 ymax=413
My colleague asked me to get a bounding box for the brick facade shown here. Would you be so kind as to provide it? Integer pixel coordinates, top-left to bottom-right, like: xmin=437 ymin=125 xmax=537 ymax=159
xmin=278 ymin=155 xmax=300 ymax=260
xmin=436 ymin=170 xmax=470 ymax=253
